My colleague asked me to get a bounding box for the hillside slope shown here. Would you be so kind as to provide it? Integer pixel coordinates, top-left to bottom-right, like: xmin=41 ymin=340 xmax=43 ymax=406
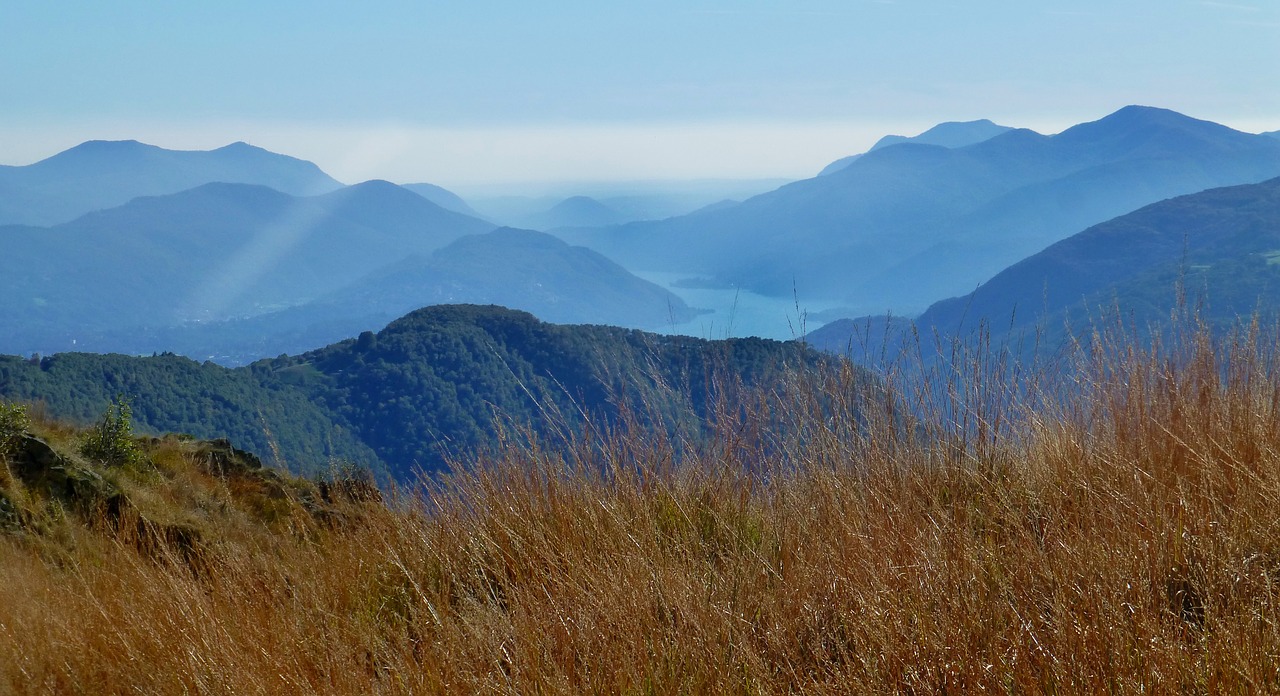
xmin=401 ymin=182 xmax=486 ymax=218
xmin=131 ymin=228 xmax=707 ymax=365
xmin=0 ymin=181 xmax=495 ymax=356
xmin=4 ymin=307 xmax=1280 ymax=691
xmin=807 ymin=176 xmax=1280 ymax=357
xmin=0 ymin=305 xmax=824 ymax=481
xmin=273 ymin=227 xmax=703 ymax=332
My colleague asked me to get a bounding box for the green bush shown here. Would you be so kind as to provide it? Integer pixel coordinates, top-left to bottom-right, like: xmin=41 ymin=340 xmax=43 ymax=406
xmin=79 ymin=396 xmax=143 ymax=467
xmin=0 ymin=402 xmax=29 ymax=459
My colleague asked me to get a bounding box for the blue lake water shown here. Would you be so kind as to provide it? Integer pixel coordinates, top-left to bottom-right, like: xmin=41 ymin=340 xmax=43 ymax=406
xmin=634 ymin=271 xmax=846 ymax=341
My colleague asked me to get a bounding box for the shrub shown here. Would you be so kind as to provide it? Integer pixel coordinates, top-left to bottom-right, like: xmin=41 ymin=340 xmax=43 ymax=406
xmin=0 ymin=402 xmax=30 ymax=459
xmin=79 ymin=396 xmax=144 ymax=467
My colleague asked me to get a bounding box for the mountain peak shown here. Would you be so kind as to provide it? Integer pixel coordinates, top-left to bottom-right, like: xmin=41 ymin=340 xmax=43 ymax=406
xmin=1097 ymin=104 xmax=1198 ymax=126
xmin=314 ymin=180 xmax=491 ymax=228
xmin=70 ymin=139 xmax=147 ymax=149
xmin=1050 ymin=105 xmax=1276 ymax=161
xmin=213 ymin=141 xmax=264 ymax=153
xmin=820 ymin=118 xmax=1014 ymax=175
xmin=74 ymin=137 xmax=142 ymax=147
xmin=1110 ymin=104 xmax=1180 ymax=117
xmin=346 ymin=178 xmax=400 ymax=191
xmin=548 ymin=195 xmax=614 ymax=214
xmin=1059 ymin=105 xmax=1226 ymax=140
xmin=52 ymin=139 xmax=160 ymax=159
xmin=869 ymin=119 xmax=1015 ymax=152
xmin=329 ymin=179 xmax=435 ymax=204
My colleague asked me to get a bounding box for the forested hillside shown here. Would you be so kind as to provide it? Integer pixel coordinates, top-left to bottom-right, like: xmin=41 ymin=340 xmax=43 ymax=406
xmin=0 ymin=305 xmax=827 ymax=482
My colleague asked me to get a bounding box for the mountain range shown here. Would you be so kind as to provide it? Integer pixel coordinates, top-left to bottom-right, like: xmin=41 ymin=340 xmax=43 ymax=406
xmin=561 ymin=107 xmax=1280 ymax=316
xmin=806 ymin=175 xmax=1280 ymax=358
xmin=0 ymin=141 xmax=710 ymax=361
xmin=96 ymin=227 xmax=703 ymax=365
xmin=817 ymin=118 xmax=1015 ymax=176
xmin=466 ymin=180 xmax=791 ymax=231
xmin=295 ymin=226 xmax=700 ymax=329
xmin=0 ymin=140 xmax=343 ymax=227
xmin=6 ymin=109 xmax=1280 ymax=370
xmin=0 ymin=180 xmax=493 ymax=353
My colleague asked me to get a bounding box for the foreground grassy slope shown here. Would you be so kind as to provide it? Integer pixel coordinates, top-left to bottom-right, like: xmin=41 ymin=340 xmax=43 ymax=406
xmin=3 ymin=315 xmax=1280 ymax=692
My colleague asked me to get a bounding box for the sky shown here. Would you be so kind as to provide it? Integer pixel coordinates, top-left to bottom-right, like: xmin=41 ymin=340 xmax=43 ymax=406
xmin=3 ymin=0 xmax=1278 ymax=189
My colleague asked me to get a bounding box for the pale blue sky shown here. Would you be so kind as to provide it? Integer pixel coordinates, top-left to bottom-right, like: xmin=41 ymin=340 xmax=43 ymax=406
xmin=3 ymin=1 xmax=1278 ymax=187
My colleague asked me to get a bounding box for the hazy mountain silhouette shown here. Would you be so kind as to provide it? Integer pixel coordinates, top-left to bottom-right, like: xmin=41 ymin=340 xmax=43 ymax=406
xmin=807 ymin=175 xmax=1280 ymax=356
xmin=139 ymin=227 xmax=707 ymax=362
xmin=870 ymin=119 xmax=1016 ymax=152
xmin=470 ymin=195 xmax=625 ymax=230
xmin=566 ymin=107 xmax=1280 ymax=314
xmin=818 ymin=119 xmax=1015 ymax=176
xmin=686 ymin=199 xmax=740 ymax=215
xmin=401 ymin=182 xmax=486 ymax=218
xmin=0 ymin=180 xmax=494 ymax=355
xmin=535 ymin=196 xmax=627 ymax=228
xmin=0 ymin=140 xmax=344 ymax=226
xmin=469 ymin=181 xmax=790 ymax=230
xmin=330 ymin=226 xmax=700 ymax=326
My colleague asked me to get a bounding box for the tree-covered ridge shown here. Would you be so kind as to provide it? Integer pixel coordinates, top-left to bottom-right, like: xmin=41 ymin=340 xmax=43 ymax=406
xmin=0 ymin=352 xmax=384 ymax=479
xmin=279 ymin=305 xmax=822 ymax=476
xmin=0 ymin=305 xmax=828 ymax=482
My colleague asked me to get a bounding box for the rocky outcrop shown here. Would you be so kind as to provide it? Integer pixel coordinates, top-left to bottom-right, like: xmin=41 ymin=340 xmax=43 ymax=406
xmin=8 ymin=434 xmax=117 ymax=508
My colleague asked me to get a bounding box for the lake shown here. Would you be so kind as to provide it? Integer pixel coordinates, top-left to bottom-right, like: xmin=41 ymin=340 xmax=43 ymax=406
xmin=634 ymin=271 xmax=847 ymax=341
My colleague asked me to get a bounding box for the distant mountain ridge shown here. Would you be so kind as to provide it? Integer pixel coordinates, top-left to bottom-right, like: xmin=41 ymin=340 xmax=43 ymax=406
xmin=123 ymin=227 xmax=706 ymax=363
xmin=468 ymin=195 xmax=628 ymax=230
xmin=564 ymin=106 xmax=1280 ymax=315
xmin=0 ymin=180 xmax=495 ymax=355
xmin=401 ymin=182 xmax=486 ymax=218
xmin=312 ymin=227 xmax=699 ymax=328
xmin=870 ymin=119 xmax=1015 ymax=151
xmin=0 ymin=174 xmax=712 ymax=363
xmin=806 ymin=175 xmax=1280 ymax=356
xmin=468 ymin=180 xmax=791 ymax=231
xmin=536 ymin=196 xmax=626 ymax=228
xmin=0 ymin=140 xmax=345 ymax=226
xmin=818 ymin=119 xmax=1015 ymax=176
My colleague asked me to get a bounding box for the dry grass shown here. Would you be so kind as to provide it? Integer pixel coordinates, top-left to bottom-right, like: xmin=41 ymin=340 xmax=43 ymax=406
xmin=4 ymin=315 xmax=1280 ymax=693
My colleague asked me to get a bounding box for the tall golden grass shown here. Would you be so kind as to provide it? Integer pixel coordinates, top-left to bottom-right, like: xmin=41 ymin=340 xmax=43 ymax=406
xmin=3 ymin=312 xmax=1280 ymax=693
